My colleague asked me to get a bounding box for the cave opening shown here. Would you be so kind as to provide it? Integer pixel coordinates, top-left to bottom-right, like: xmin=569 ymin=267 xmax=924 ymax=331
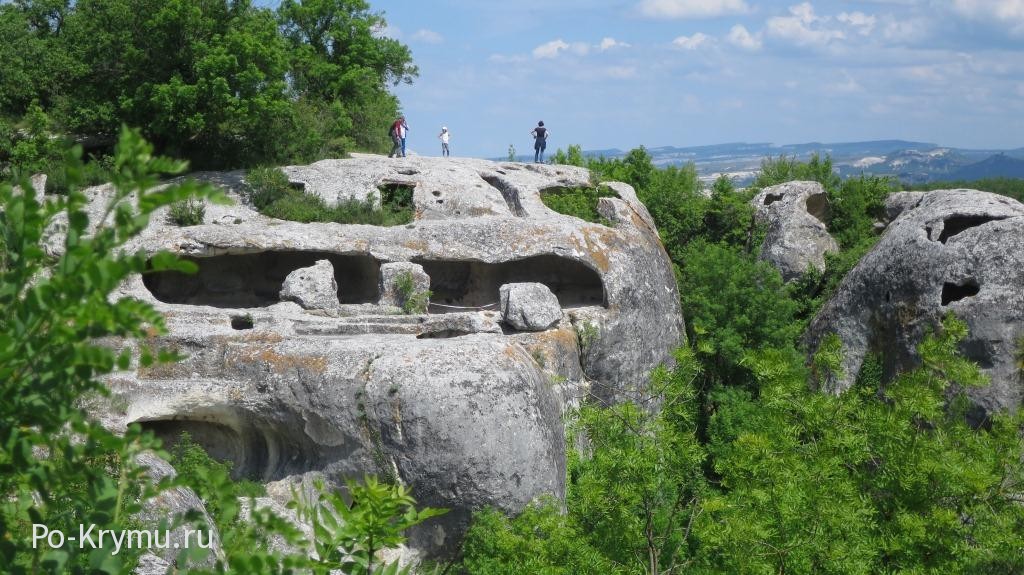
xmin=763 ymin=192 xmax=784 ymax=206
xmin=937 ymin=215 xmax=1005 ymax=244
xmin=941 ymin=279 xmax=980 ymax=306
xmin=143 ymin=251 xmax=380 ymax=308
xmin=415 ymin=255 xmax=605 ymax=311
xmin=805 ymin=193 xmax=831 ymax=225
xmin=142 ymin=419 xmax=268 ymax=481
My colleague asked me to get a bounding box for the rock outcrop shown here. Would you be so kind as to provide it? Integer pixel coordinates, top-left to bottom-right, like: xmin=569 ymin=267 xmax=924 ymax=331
xmin=500 ymin=282 xmax=562 ymax=331
xmin=279 ymin=260 xmax=340 ymax=310
xmin=805 ymin=189 xmax=1024 ymax=418
xmin=752 ymin=181 xmax=839 ymax=281
xmin=82 ymin=154 xmax=684 ymax=556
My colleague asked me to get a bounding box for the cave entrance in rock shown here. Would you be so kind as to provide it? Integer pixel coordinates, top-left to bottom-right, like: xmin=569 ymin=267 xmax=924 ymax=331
xmin=142 ymin=419 xmax=268 ymax=481
xmin=416 ymin=255 xmax=605 ymax=311
xmin=143 ymin=251 xmax=380 ymax=308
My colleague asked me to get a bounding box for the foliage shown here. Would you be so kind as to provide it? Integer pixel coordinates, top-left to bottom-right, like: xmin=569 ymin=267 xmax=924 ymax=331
xmin=462 ymin=350 xmax=708 ymax=574
xmin=0 ymin=127 xmax=226 ymax=573
xmin=827 ymin=174 xmax=893 ymax=249
xmin=245 ymin=167 xmax=414 ymax=226
xmin=0 ymin=0 xmax=417 ymax=169
xmin=291 ymin=477 xmax=446 ymax=575
xmin=753 ymin=153 xmax=840 ymax=191
xmin=539 ymin=185 xmax=616 ymax=224
xmin=701 ymin=316 xmax=1024 ymax=574
xmin=461 ymin=500 xmax=622 ymax=575
xmin=394 ymin=271 xmax=431 ymax=315
xmin=167 ymin=432 xmax=265 ymax=522
xmin=677 ymin=241 xmax=799 ymax=372
xmin=167 ymin=197 xmax=206 ymax=226
xmin=466 ymin=319 xmax=1024 ymax=574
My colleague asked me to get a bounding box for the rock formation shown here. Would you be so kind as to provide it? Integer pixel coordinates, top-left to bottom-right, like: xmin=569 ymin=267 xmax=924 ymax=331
xmin=752 ymin=181 xmax=840 ymax=282
xmin=279 ymin=260 xmax=340 ymax=310
xmin=79 ymin=154 xmax=684 ymax=556
xmin=499 ymin=282 xmax=562 ymax=331
xmin=805 ymin=189 xmax=1024 ymax=419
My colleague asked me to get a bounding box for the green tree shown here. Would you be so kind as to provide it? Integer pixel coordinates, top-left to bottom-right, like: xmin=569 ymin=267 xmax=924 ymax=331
xmin=0 ymin=128 xmax=225 ymax=573
xmin=677 ymin=241 xmax=799 ymax=373
xmin=461 ymin=350 xmax=709 ymax=574
xmin=700 ymin=317 xmax=1024 ymax=574
xmin=278 ymin=0 xmax=417 ymax=153
xmin=0 ymin=0 xmax=417 ymax=169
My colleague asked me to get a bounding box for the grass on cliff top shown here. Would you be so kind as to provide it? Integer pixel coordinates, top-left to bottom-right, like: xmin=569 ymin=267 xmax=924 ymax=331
xmin=245 ymin=166 xmax=414 ymax=226
xmin=539 ymin=185 xmax=617 ymax=224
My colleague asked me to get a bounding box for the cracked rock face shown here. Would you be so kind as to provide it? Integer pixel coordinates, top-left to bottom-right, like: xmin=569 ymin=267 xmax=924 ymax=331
xmin=805 ymin=189 xmax=1024 ymax=419
xmin=79 ymin=154 xmax=684 ymax=556
xmin=752 ymin=181 xmax=840 ymax=282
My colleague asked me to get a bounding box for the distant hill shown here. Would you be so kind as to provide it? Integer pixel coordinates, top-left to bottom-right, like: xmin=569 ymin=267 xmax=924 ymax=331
xmin=946 ymin=154 xmax=1024 ymax=181
xmin=570 ymin=140 xmax=1024 ymax=185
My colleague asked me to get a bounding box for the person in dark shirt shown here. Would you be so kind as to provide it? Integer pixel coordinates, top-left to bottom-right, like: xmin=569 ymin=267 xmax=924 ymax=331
xmin=530 ymin=121 xmax=548 ymax=163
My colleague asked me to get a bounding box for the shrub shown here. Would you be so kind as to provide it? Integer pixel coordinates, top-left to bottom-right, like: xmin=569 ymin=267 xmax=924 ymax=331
xmin=168 ymin=197 xmax=206 ymax=226
xmin=394 ymin=270 xmax=431 ymax=314
xmin=539 ymin=185 xmax=616 ymax=224
xmin=0 ymin=128 xmax=227 ymax=573
xmin=245 ymin=167 xmax=414 ymax=226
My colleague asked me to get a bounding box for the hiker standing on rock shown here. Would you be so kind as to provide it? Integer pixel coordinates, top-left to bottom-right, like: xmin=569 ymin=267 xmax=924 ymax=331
xmin=438 ymin=126 xmax=450 ymax=157
xmin=388 ymin=116 xmax=404 ymax=158
xmin=399 ymin=117 xmax=409 ymax=157
xmin=530 ymin=121 xmax=548 ymax=163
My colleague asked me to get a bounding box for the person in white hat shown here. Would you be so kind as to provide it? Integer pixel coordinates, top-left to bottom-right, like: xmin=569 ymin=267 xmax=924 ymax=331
xmin=438 ymin=126 xmax=451 ymax=157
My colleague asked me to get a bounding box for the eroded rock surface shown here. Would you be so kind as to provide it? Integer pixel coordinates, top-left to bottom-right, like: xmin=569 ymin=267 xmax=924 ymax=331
xmin=279 ymin=259 xmax=340 ymax=310
xmin=500 ymin=282 xmax=562 ymax=331
xmin=752 ymin=181 xmax=840 ymax=281
xmin=805 ymin=189 xmax=1024 ymax=418
xmin=83 ymin=154 xmax=683 ymax=556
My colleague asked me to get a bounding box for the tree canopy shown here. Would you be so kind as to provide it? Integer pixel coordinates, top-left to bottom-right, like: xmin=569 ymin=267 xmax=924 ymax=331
xmin=0 ymin=0 xmax=416 ymax=172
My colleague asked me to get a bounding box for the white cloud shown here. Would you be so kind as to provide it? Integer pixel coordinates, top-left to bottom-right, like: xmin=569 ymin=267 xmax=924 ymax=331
xmin=765 ymin=3 xmax=846 ymax=47
xmin=951 ymin=0 xmax=1024 ymax=34
xmin=727 ymin=24 xmax=763 ymax=49
xmin=533 ymin=38 xmax=633 ymax=59
xmin=672 ymin=32 xmax=711 ymax=49
xmin=638 ymin=0 xmax=749 ymax=19
xmin=532 ymin=39 xmax=589 ymax=58
xmin=533 ymin=40 xmax=570 ymax=59
xmin=599 ymin=37 xmax=632 ymax=50
xmin=410 ymin=29 xmax=444 ymax=44
xmin=837 ymin=11 xmax=877 ymax=35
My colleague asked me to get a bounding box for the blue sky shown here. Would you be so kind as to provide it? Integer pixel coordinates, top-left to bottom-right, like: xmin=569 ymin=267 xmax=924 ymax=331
xmin=368 ymin=0 xmax=1024 ymax=158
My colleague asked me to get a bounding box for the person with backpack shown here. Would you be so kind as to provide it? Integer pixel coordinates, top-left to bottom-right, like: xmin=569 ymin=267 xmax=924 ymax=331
xmin=388 ymin=116 xmax=404 ymax=158
xmin=438 ymin=126 xmax=450 ymax=157
xmin=530 ymin=121 xmax=548 ymax=163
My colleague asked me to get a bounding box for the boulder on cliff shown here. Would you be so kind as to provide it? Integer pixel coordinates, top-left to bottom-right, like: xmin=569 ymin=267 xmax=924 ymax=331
xmin=752 ymin=181 xmax=840 ymax=282
xmin=500 ymin=282 xmax=562 ymax=331
xmin=279 ymin=259 xmax=340 ymax=310
xmin=805 ymin=189 xmax=1024 ymax=419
